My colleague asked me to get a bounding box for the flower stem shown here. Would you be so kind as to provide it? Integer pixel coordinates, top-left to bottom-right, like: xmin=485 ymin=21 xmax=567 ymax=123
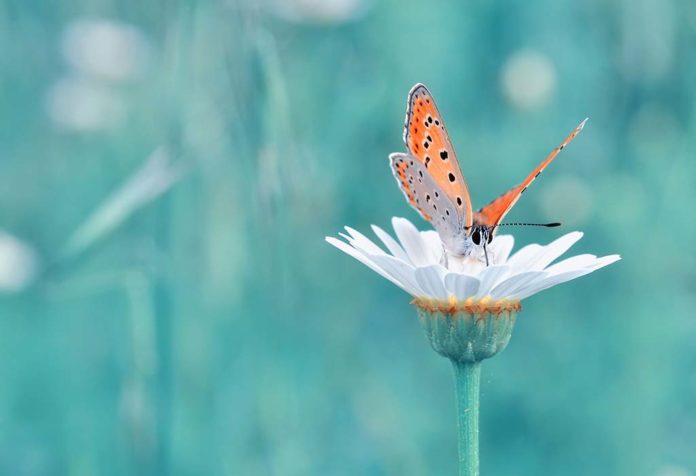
xmin=452 ymin=360 xmax=481 ymax=476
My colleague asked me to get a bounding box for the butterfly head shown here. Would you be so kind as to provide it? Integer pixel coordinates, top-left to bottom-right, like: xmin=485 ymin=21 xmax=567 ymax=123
xmin=439 ymin=224 xmax=493 ymax=264
xmin=469 ymin=225 xmax=494 ymax=247
xmin=439 ymin=225 xmax=495 ymax=270
xmin=465 ymin=224 xmax=495 ymax=265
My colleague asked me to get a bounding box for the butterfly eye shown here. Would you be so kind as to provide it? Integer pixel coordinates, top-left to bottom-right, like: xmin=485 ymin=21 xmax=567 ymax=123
xmin=471 ymin=229 xmax=481 ymax=245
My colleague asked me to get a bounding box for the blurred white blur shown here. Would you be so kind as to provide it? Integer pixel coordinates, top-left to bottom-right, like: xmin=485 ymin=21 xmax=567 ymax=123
xmin=655 ymin=464 xmax=693 ymax=476
xmin=500 ymin=49 xmax=557 ymax=110
xmin=61 ymin=18 xmax=151 ymax=81
xmin=46 ymin=18 xmax=151 ymax=131
xmin=0 ymin=231 xmax=39 ymax=292
xmin=267 ymin=0 xmax=368 ymax=24
xmin=47 ymin=76 xmax=125 ymax=131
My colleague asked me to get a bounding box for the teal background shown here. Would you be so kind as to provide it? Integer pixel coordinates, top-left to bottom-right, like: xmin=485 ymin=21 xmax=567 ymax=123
xmin=1 ymin=0 xmax=695 ymax=474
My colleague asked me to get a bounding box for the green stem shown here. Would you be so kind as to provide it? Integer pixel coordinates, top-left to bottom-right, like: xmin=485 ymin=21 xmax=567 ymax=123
xmin=452 ymin=360 xmax=481 ymax=476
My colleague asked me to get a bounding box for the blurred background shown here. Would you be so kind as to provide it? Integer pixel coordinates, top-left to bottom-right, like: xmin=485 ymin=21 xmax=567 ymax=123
xmin=1 ymin=0 xmax=695 ymax=474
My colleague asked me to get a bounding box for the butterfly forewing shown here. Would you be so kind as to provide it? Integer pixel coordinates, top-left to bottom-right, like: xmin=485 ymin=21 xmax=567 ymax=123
xmin=389 ymin=153 xmax=462 ymax=250
xmin=402 ymin=84 xmax=473 ymax=229
xmin=475 ymin=118 xmax=588 ymax=229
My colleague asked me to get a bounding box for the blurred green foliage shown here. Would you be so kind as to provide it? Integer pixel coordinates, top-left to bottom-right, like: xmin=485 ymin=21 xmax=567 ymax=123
xmin=1 ymin=0 xmax=696 ymax=474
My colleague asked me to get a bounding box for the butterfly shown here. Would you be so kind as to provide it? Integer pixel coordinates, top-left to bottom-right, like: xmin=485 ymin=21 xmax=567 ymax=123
xmin=389 ymin=83 xmax=587 ymax=265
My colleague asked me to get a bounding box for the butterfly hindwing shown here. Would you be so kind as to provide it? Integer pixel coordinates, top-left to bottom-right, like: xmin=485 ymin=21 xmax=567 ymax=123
xmin=402 ymin=84 xmax=473 ymax=229
xmin=475 ymin=118 xmax=588 ymax=230
xmin=389 ymin=152 xmax=463 ymax=249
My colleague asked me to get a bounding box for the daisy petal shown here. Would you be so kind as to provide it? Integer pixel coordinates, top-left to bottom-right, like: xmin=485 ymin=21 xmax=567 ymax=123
xmin=587 ymin=254 xmax=621 ymax=271
xmin=444 ymin=273 xmax=480 ymax=300
xmin=326 ymin=237 xmax=410 ymax=292
xmin=420 ymin=230 xmax=444 ymax=264
xmin=528 ymin=231 xmax=584 ymax=270
xmin=369 ymin=253 xmax=424 ymax=296
xmin=475 ymin=265 xmax=510 ymax=298
xmin=392 ymin=217 xmax=432 ymax=267
xmin=516 ymin=269 xmax=592 ymax=300
xmin=339 ymin=233 xmax=388 ymax=260
xmin=414 ymin=265 xmax=449 ymax=299
xmin=371 ymin=225 xmax=410 ymax=263
xmin=545 ymin=254 xmax=597 ymax=275
xmin=506 ymin=244 xmax=544 ymax=269
xmin=489 ymin=234 xmax=514 ymax=264
xmin=344 ymin=226 xmax=386 ymax=256
xmin=490 ymin=271 xmax=547 ymax=299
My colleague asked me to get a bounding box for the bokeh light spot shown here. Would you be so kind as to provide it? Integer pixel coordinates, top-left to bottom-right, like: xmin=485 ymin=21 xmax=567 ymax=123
xmin=500 ymin=49 xmax=557 ymax=110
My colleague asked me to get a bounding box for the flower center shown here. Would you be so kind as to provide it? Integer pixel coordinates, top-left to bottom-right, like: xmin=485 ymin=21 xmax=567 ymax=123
xmin=412 ymin=296 xmax=521 ymax=316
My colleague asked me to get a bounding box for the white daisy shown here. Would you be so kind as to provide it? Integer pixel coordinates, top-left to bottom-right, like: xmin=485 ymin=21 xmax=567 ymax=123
xmin=326 ymin=217 xmax=620 ymax=304
xmin=328 ymin=216 xmax=621 ymax=474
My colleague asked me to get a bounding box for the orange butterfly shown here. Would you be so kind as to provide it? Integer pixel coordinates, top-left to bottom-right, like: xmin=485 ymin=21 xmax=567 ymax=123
xmin=389 ymin=83 xmax=587 ymax=264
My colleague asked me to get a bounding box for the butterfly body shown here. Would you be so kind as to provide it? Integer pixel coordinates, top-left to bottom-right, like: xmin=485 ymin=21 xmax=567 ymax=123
xmin=390 ymin=83 xmax=587 ymax=262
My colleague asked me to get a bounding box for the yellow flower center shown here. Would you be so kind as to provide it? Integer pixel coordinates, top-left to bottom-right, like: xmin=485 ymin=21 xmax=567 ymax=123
xmin=412 ymin=296 xmax=522 ymax=316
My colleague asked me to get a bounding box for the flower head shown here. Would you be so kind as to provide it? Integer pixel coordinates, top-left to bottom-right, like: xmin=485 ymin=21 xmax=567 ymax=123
xmin=326 ymin=217 xmax=620 ymax=303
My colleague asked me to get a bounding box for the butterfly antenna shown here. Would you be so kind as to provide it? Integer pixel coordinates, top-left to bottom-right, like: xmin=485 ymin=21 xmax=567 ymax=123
xmin=496 ymin=222 xmax=561 ymax=228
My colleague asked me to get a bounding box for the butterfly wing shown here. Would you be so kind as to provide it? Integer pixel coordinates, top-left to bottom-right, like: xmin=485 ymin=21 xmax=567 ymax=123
xmin=401 ymin=83 xmax=473 ymax=229
xmin=475 ymin=118 xmax=588 ymax=229
xmin=389 ymin=152 xmax=463 ymax=252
